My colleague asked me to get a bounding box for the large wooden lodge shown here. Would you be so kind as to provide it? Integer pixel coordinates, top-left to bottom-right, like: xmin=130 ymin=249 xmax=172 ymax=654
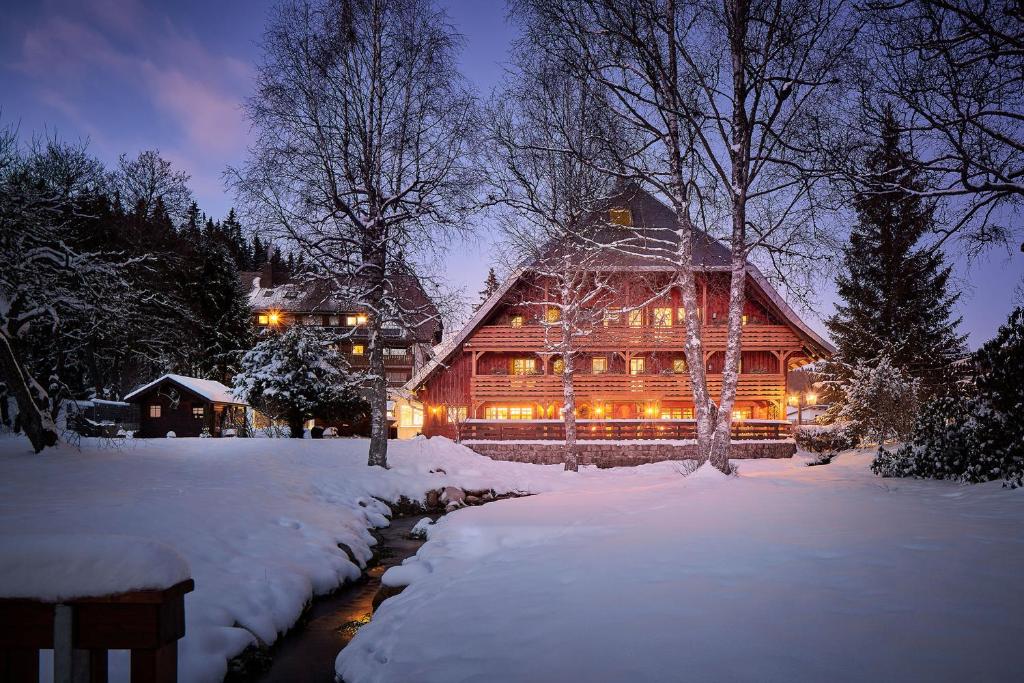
xmin=406 ymin=188 xmax=833 ymax=454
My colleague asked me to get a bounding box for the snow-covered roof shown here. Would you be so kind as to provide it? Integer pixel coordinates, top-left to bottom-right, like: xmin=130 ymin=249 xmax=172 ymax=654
xmin=124 ymin=374 xmax=246 ymax=406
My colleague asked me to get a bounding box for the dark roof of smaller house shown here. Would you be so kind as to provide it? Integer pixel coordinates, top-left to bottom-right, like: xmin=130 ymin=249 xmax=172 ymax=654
xmin=240 ymin=268 xmax=441 ymax=343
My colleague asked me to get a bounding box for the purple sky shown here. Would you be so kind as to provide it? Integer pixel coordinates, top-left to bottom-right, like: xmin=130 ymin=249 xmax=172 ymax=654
xmin=2 ymin=0 xmax=1021 ymax=347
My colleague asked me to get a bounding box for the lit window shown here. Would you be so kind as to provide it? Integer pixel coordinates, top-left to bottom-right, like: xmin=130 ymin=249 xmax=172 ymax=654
xmin=258 ymin=314 xmax=269 ymax=325
xmin=192 ymin=406 xmax=204 ymax=419
xmin=628 ymin=309 xmax=643 ymax=327
xmin=345 ymin=315 xmax=358 ymax=326
xmin=676 ymin=308 xmax=686 ymax=323
xmin=510 ymin=314 xmax=524 ymax=328
xmin=653 ymin=307 xmax=672 ymax=327
xmin=512 ymin=358 xmax=536 ymax=375
xmin=447 ymin=406 xmax=467 ymax=423
xmin=485 ymin=406 xmax=509 ymax=420
xmin=546 ymin=307 xmax=561 ymax=323
xmin=592 ymin=357 xmax=608 ymax=374
xmin=383 ymin=347 xmax=407 ymax=356
xmin=732 ymin=408 xmax=752 ymax=420
xmin=673 ymin=358 xmax=687 ymax=373
xmin=352 ymin=344 xmax=365 ymax=356
xmin=553 ymin=358 xmax=565 ymax=375
xmin=413 ymin=406 xmax=423 ymax=427
xmin=356 ymin=314 xmax=368 ymax=325
xmin=629 ymin=357 xmax=645 ymax=375
xmin=603 ymin=311 xmax=620 ymax=327
xmin=742 ymin=314 xmax=749 ymax=325
xmin=609 ymin=208 xmax=633 ymax=226
xmin=149 ymin=405 xmax=161 ymax=418
xmin=509 ymin=406 xmax=533 ymax=419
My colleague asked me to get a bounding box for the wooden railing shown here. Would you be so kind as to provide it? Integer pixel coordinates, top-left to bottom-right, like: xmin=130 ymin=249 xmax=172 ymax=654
xmin=464 ymin=324 xmax=802 ymax=351
xmin=470 ymin=373 xmax=786 ymax=403
xmin=461 ymin=419 xmax=792 ymax=441
xmin=0 ymin=579 xmax=194 ymax=682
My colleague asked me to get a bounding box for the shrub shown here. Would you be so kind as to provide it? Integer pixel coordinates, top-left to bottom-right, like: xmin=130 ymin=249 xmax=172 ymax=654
xmin=795 ymin=423 xmax=860 ymax=465
xmin=840 ymin=357 xmax=919 ymax=444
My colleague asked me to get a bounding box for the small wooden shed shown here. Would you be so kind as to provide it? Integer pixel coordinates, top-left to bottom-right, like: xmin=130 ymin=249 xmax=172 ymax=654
xmin=124 ymin=374 xmax=247 ymax=438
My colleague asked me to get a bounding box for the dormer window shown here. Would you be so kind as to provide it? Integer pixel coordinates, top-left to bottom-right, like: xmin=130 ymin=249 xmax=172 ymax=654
xmin=609 ymin=208 xmax=633 ymax=226
xmin=283 ymin=290 xmax=298 ymax=299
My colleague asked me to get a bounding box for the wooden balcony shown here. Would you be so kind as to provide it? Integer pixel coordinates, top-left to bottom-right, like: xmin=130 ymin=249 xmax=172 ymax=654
xmin=470 ymin=372 xmax=785 ymax=403
xmin=464 ymin=323 xmax=802 ymax=352
xmin=461 ymin=419 xmax=792 ymax=441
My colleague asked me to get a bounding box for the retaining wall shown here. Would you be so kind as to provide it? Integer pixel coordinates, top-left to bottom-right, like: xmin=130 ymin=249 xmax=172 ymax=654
xmin=463 ymin=440 xmax=796 ymax=468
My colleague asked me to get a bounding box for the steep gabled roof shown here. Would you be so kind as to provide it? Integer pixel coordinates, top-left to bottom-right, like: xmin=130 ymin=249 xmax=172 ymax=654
xmin=406 ymin=187 xmax=834 ymax=392
xmin=124 ymin=374 xmax=246 ymax=406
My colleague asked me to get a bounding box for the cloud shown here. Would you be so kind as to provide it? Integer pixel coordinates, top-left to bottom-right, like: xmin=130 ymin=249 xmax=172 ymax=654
xmin=10 ymin=0 xmax=253 ymax=209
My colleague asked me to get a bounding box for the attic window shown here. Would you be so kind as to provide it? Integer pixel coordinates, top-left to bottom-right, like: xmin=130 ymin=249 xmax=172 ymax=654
xmin=609 ymin=208 xmax=632 ymax=226
xmin=262 ymin=291 xmax=272 ymax=297
xmin=283 ymin=290 xmax=298 ymax=299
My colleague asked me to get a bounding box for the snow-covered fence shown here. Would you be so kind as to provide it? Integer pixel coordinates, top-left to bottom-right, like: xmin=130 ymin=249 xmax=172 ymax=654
xmin=461 ymin=418 xmax=792 ymax=442
xmin=0 ymin=537 xmax=194 ymax=682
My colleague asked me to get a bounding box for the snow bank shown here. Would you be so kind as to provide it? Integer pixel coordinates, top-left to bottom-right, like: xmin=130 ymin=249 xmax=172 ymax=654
xmin=0 ymin=535 xmax=189 ymax=601
xmin=338 ymin=451 xmax=1024 ymax=683
xmin=0 ymin=434 xmax=671 ymax=682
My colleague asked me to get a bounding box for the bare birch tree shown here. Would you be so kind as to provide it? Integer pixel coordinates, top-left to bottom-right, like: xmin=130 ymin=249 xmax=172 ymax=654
xmin=485 ymin=45 xmax=630 ymax=471
xmin=514 ymin=0 xmax=855 ymax=471
xmin=230 ymin=0 xmax=479 ymax=468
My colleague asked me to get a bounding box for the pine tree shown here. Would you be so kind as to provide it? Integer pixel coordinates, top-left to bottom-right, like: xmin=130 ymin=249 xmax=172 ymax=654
xmin=477 ymin=268 xmax=500 ymax=309
xmin=825 ymin=108 xmax=965 ymax=404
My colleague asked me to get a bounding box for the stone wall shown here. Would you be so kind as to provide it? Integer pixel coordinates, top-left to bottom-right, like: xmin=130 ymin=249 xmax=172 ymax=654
xmin=463 ymin=440 xmax=796 ymax=468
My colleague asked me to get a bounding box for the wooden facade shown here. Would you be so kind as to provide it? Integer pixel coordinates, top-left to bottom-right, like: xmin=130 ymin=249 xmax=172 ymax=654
xmin=409 ymin=188 xmax=834 ymax=441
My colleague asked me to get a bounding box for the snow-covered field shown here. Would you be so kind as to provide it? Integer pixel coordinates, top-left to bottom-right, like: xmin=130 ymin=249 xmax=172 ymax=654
xmin=3 ymin=435 xmax=1022 ymax=683
xmin=0 ymin=434 xmax=653 ymax=682
xmin=338 ymin=451 xmax=1024 ymax=683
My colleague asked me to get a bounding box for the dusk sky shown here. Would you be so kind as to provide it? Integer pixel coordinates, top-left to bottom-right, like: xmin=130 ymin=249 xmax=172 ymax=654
xmin=2 ymin=0 xmax=1021 ymax=347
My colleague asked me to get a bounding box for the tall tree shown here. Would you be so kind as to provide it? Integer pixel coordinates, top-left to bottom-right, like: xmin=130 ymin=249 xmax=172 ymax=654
xmin=825 ymin=109 xmax=966 ymax=401
xmin=477 ymin=268 xmax=501 ymax=308
xmin=514 ymin=0 xmax=855 ymax=471
xmin=231 ymin=0 xmax=479 ymax=467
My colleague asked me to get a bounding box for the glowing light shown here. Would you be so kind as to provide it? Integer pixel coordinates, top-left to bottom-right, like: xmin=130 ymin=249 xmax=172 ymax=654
xmin=806 ymin=393 xmax=817 ymax=405
xmin=787 ymin=394 xmax=799 ymax=406
xmin=357 ymin=314 xmax=368 ymax=325
xmin=268 ymin=311 xmax=281 ymax=326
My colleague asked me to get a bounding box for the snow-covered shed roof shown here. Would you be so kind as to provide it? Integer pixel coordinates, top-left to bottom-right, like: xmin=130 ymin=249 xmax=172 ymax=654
xmin=124 ymin=374 xmax=246 ymax=406
xmin=404 ymin=187 xmax=834 ymax=392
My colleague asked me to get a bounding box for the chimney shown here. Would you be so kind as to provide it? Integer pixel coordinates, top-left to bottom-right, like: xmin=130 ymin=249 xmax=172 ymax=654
xmin=261 ymin=248 xmax=274 ymax=288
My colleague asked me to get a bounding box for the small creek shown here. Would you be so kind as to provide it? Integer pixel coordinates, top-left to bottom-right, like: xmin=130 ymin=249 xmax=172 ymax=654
xmin=251 ymin=515 xmax=428 ymax=683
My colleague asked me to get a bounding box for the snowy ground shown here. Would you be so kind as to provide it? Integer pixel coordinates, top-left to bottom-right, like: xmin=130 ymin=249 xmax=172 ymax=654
xmin=338 ymin=451 xmax=1024 ymax=683
xmin=0 ymin=434 xmax=674 ymax=682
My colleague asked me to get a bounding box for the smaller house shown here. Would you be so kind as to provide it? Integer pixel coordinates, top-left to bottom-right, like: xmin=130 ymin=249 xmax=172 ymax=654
xmin=125 ymin=375 xmax=248 ymax=438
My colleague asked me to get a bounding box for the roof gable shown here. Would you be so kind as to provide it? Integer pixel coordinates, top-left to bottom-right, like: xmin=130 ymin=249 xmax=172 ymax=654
xmin=124 ymin=374 xmax=245 ymax=406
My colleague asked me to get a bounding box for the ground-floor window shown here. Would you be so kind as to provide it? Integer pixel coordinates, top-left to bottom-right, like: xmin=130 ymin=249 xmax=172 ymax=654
xmin=192 ymin=406 xmax=204 ymax=419
xmin=484 ymin=405 xmax=534 ymax=420
xmin=732 ymin=407 xmax=752 ymax=420
xmin=659 ymin=407 xmax=694 ymax=419
xmin=149 ymin=405 xmax=161 ymax=418
xmin=399 ymin=404 xmax=423 ymax=427
xmin=447 ymin=406 xmax=467 ymax=423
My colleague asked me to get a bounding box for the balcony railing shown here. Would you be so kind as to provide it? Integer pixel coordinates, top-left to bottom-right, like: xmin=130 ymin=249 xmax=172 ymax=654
xmin=470 ymin=373 xmax=786 ymax=402
xmin=461 ymin=419 xmax=792 ymax=441
xmin=464 ymin=323 xmax=802 ymax=351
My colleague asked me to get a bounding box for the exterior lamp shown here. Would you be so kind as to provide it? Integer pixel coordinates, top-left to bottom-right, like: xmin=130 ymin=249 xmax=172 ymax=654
xmin=787 ymin=394 xmax=798 ymax=406
xmin=790 ymin=391 xmax=818 ymax=425
xmin=806 ymin=393 xmax=817 ymax=405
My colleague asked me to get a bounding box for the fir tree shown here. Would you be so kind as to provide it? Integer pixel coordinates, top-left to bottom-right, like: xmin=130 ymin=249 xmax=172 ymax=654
xmin=477 ymin=268 xmax=500 ymax=309
xmin=825 ymin=108 xmax=965 ymax=404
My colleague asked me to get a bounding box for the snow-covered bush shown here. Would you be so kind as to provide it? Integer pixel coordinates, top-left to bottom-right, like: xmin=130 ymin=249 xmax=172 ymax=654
xmin=795 ymin=423 xmax=859 ymax=463
xmin=840 ymin=357 xmax=919 ymax=444
xmin=873 ymin=308 xmax=1024 ymax=488
xmin=233 ymin=326 xmax=368 ymax=438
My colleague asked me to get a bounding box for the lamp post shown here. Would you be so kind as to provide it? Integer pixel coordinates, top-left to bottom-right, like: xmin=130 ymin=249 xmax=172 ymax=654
xmin=787 ymin=392 xmax=818 ymax=426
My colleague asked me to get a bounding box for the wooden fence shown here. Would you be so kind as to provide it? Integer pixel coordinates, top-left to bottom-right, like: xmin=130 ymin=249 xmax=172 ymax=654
xmin=461 ymin=419 xmax=791 ymax=442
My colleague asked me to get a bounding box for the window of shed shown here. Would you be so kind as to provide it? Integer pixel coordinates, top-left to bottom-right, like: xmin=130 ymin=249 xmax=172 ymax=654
xmin=352 ymin=345 xmax=365 ymax=356
xmin=149 ymin=405 xmax=161 ymax=418
xmin=192 ymin=406 xmax=204 ymax=419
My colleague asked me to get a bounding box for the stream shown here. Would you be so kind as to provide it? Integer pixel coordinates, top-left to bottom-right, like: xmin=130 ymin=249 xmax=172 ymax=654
xmin=251 ymin=515 xmax=428 ymax=683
